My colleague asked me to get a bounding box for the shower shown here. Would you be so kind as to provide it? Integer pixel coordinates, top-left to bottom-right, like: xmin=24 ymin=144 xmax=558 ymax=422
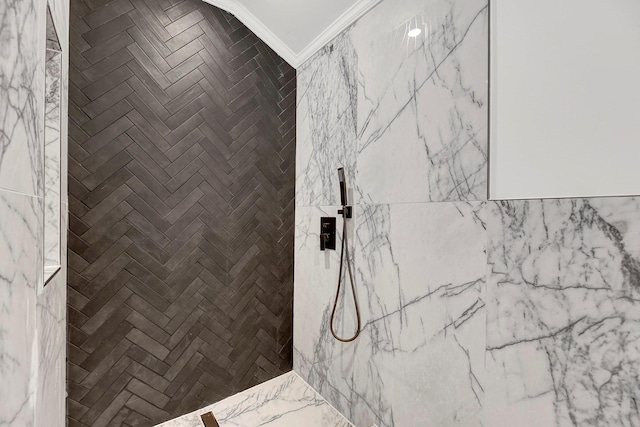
xmin=329 ymin=168 xmax=361 ymax=342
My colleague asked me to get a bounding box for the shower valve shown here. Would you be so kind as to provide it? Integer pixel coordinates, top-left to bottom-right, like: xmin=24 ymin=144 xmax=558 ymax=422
xmin=320 ymin=217 xmax=336 ymax=251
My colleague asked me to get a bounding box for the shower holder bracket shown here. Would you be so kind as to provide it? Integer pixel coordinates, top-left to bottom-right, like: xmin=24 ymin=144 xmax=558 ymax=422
xmin=338 ymin=206 xmax=352 ymax=219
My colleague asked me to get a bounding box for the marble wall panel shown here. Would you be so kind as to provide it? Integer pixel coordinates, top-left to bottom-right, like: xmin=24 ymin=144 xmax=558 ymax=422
xmin=44 ymin=49 xmax=62 ymax=267
xmin=296 ymin=33 xmax=359 ymax=207
xmin=294 ymin=0 xmax=489 ymax=425
xmin=294 ymin=0 xmax=640 ymax=425
xmin=295 ymin=201 xmax=487 ymax=427
xmin=485 ymin=198 xmax=640 ymax=427
xmin=353 ymin=0 xmax=488 ymax=204
xmin=36 ymin=201 xmax=67 ymax=426
xmin=0 ymin=192 xmax=42 ymax=427
xmin=0 ymin=0 xmax=68 ymax=426
xmin=0 ymin=0 xmax=44 ymax=196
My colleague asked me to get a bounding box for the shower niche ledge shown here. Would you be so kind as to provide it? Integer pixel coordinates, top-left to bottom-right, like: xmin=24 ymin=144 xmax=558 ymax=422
xmin=43 ymin=4 xmax=63 ymax=285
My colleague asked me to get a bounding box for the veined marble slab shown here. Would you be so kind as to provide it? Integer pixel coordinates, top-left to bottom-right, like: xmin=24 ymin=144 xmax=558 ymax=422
xmin=296 ymin=33 xmax=358 ymax=208
xmin=0 ymin=190 xmax=42 ymax=427
xmin=36 ymin=201 xmax=67 ymax=426
xmin=354 ymin=0 xmax=488 ymax=204
xmin=293 ymin=205 xmax=358 ymax=365
xmin=295 ymin=0 xmax=489 ymax=422
xmin=296 ymin=0 xmax=488 ymax=208
xmin=155 ymin=371 xmax=352 ymax=427
xmin=1 ymin=0 xmax=67 ymax=426
xmin=295 ymin=201 xmax=487 ymax=427
xmin=294 ymin=196 xmax=640 ymax=427
xmin=294 ymin=0 xmax=639 ymax=425
xmin=0 ymin=0 xmax=44 ymax=196
xmin=44 ymin=49 xmax=62 ymax=268
xmin=485 ymin=198 xmax=640 ymax=427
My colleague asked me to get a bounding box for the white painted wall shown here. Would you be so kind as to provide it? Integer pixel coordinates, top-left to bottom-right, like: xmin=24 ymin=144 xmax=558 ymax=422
xmin=490 ymin=0 xmax=640 ymax=199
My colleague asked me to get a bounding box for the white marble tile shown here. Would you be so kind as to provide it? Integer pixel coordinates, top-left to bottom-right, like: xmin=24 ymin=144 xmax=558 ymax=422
xmin=355 ymin=202 xmax=486 ymax=427
xmin=0 ymin=0 xmax=44 ymax=197
xmin=294 ymin=198 xmax=640 ymax=427
xmin=296 ymin=0 xmax=488 ymax=208
xmin=46 ymin=0 xmax=69 ymax=208
xmin=1 ymin=0 xmax=66 ymax=426
xmin=296 ymin=201 xmax=487 ymax=427
xmin=294 ymin=1 xmax=640 ymax=426
xmin=353 ymin=0 xmax=488 ymax=204
xmin=485 ymin=198 xmax=640 ymax=427
xmin=0 ymin=190 xmax=42 ymax=427
xmin=292 ymin=205 xmax=364 ymax=424
xmin=296 ymin=33 xmax=358 ymax=207
xmin=293 ymin=205 xmax=359 ymax=367
xmin=37 ymin=0 xmax=68 ymax=424
xmin=156 ymin=372 xmax=352 ymax=427
xmin=44 ymin=49 xmax=62 ymax=267
xmin=36 ymin=201 xmax=66 ymax=426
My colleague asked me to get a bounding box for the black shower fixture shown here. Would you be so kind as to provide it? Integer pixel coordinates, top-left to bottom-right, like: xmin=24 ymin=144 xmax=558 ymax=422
xmin=337 ymin=167 xmax=352 ymax=219
xmin=329 ymin=167 xmax=360 ymax=342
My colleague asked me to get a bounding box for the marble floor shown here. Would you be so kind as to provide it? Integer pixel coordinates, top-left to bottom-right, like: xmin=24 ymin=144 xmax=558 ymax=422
xmin=156 ymin=372 xmax=352 ymax=427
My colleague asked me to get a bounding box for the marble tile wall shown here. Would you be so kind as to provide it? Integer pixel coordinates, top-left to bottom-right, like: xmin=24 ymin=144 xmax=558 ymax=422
xmin=0 ymin=0 xmax=68 ymax=425
xmin=38 ymin=0 xmax=69 ymax=422
xmin=295 ymin=0 xmax=489 ymax=425
xmin=44 ymin=48 xmax=62 ymax=267
xmin=0 ymin=193 xmax=42 ymax=426
xmin=294 ymin=202 xmax=487 ymax=426
xmin=0 ymin=0 xmax=44 ymax=197
xmin=294 ymin=0 xmax=640 ymax=426
xmin=485 ymin=198 xmax=640 ymax=427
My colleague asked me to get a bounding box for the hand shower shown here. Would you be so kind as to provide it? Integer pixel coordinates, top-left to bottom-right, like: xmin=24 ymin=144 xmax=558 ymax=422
xmin=338 ymin=168 xmax=347 ymax=206
xmin=330 ymin=168 xmax=360 ymax=342
xmin=337 ymin=168 xmax=352 ymax=219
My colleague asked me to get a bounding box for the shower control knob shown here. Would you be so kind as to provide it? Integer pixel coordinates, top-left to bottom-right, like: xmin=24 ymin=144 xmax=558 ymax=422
xmin=320 ymin=233 xmax=331 ymax=251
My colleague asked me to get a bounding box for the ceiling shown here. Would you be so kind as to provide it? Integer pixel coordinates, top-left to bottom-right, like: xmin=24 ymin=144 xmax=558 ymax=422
xmin=202 ymin=0 xmax=380 ymax=67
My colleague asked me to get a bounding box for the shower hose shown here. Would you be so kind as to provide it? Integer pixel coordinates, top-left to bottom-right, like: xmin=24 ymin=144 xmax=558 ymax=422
xmin=329 ymin=217 xmax=361 ymax=342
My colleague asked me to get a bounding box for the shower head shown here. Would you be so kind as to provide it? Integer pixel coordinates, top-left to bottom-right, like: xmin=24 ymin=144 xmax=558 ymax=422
xmin=338 ymin=168 xmax=347 ymax=206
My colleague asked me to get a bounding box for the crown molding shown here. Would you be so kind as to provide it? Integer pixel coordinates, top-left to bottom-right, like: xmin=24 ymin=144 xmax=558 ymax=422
xmin=201 ymin=0 xmax=381 ymax=69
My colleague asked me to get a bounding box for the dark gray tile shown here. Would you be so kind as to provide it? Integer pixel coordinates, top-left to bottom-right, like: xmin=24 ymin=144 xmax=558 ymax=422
xmin=68 ymin=0 xmax=295 ymax=425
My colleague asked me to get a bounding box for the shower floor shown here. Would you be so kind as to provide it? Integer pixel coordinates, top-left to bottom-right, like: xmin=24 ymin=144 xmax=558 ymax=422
xmin=156 ymin=372 xmax=352 ymax=427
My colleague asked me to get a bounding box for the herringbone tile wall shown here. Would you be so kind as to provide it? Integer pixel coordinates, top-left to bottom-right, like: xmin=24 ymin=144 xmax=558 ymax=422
xmin=66 ymin=0 xmax=295 ymax=425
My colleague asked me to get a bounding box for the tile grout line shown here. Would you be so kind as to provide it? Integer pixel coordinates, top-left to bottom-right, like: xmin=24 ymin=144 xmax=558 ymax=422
xmin=0 ymin=186 xmax=43 ymax=199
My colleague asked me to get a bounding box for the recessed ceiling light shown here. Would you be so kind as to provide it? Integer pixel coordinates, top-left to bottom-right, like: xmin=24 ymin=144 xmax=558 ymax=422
xmin=407 ymin=28 xmax=422 ymax=38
